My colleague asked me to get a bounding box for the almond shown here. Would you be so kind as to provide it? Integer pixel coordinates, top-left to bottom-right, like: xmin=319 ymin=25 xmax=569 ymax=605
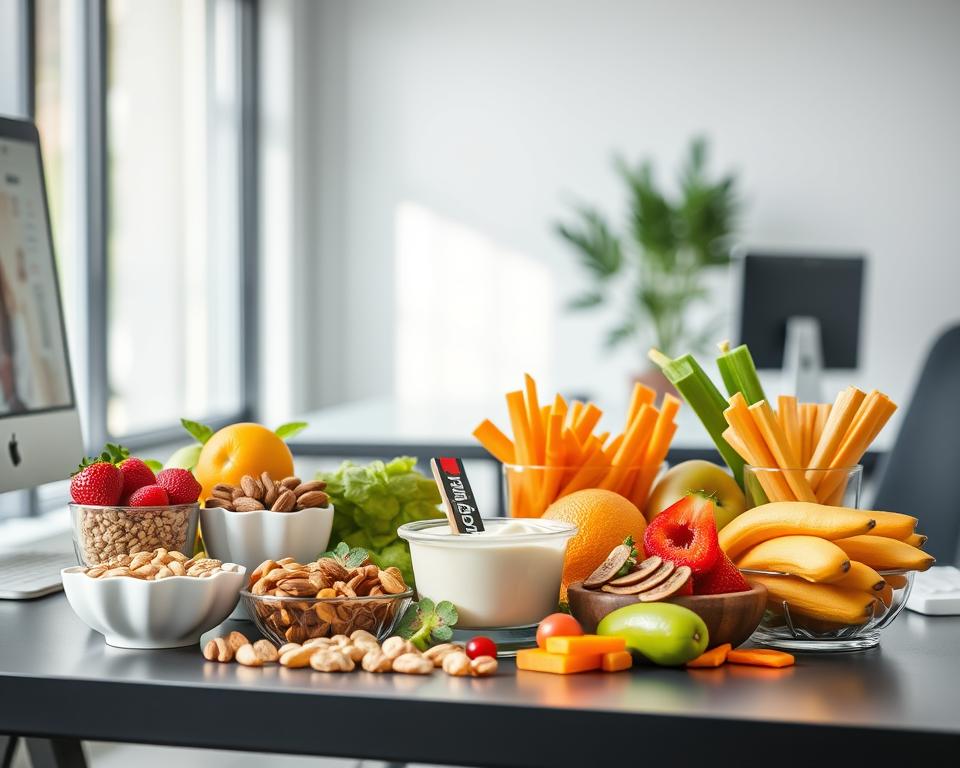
xmin=234 ymin=497 xmax=266 ymax=512
xmin=204 ymin=497 xmax=235 ymax=510
xmin=271 ymin=489 xmax=296 ymax=512
xmin=240 ymin=475 xmax=262 ymax=500
xmin=378 ymin=569 xmax=407 ymax=594
xmin=292 ymin=480 xmax=326 ymax=497
xmin=280 ymin=476 xmax=301 ymax=490
xmin=297 ymin=490 xmax=329 ymax=509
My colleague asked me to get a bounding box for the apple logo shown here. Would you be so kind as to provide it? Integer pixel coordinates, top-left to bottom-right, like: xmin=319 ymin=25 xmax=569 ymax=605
xmin=8 ymin=433 xmax=21 ymax=467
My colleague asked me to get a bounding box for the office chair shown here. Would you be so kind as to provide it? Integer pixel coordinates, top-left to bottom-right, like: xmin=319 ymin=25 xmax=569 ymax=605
xmin=873 ymin=324 xmax=960 ymax=565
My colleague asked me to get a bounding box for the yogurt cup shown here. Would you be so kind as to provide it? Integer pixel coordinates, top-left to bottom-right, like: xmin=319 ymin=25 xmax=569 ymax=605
xmin=398 ymin=517 xmax=577 ymax=630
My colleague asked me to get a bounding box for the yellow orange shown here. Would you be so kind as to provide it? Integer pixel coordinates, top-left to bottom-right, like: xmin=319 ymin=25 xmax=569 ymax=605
xmin=194 ymin=423 xmax=295 ymax=501
xmin=543 ymin=489 xmax=647 ymax=601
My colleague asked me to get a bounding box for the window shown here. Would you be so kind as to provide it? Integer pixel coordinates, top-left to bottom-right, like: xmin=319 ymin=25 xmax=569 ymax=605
xmin=31 ymin=0 xmax=255 ymax=449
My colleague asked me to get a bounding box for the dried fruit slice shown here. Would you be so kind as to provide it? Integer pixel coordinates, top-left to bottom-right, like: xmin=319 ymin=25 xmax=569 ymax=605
xmin=605 ymin=555 xmax=663 ymax=587
xmin=601 ymin=560 xmax=675 ymax=595
xmin=583 ymin=544 xmax=632 ymax=589
xmin=643 ymin=493 xmax=720 ymax=574
xmin=637 ymin=565 xmax=692 ymax=602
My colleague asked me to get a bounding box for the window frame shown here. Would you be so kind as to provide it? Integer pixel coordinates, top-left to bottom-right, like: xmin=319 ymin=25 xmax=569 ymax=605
xmin=26 ymin=0 xmax=260 ymax=454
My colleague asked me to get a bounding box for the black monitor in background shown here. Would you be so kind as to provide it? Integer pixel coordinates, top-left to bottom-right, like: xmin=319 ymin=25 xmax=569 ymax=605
xmin=738 ymin=252 xmax=865 ymax=369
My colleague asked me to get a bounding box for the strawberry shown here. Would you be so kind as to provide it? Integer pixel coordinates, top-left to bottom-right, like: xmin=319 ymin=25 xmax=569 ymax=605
xmin=155 ymin=468 xmax=201 ymax=505
xmin=643 ymin=493 xmax=720 ymax=574
xmin=693 ymin=552 xmax=751 ymax=595
xmin=118 ymin=457 xmax=156 ymax=503
xmin=70 ymin=462 xmax=123 ymax=506
xmin=128 ymin=484 xmax=170 ymax=507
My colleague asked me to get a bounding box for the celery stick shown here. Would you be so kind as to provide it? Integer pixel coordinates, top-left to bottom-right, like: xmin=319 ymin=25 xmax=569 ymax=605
xmin=649 ymin=350 xmax=745 ymax=487
xmin=716 ymin=343 xmax=767 ymax=405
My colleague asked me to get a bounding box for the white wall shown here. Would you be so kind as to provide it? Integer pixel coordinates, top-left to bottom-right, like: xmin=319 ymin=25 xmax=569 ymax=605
xmin=0 ymin=0 xmax=25 ymax=117
xmin=302 ymin=0 xmax=960 ymax=413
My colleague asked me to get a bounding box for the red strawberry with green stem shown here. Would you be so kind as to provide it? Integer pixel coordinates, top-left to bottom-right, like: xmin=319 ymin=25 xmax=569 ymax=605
xmin=70 ymin=462 xmax=123 ymax=506
xmin=643 ymin=493 xmax=720 ymax=574
xmin=118 ymin=457 xmax=156 ymax=503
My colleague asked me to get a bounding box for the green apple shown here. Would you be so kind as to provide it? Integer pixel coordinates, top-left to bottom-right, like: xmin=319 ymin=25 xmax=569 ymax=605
xmin=645 ymin=460 xmax=745 ymax=531
xmin=164 ymin=443 xmax=202 ymax=471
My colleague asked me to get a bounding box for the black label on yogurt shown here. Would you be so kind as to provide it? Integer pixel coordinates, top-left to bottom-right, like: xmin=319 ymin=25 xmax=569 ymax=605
xmin=430 ymin=457 xmax=485 ymax=534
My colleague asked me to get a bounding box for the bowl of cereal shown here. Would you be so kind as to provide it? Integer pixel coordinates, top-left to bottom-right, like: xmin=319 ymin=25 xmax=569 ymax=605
xmin=61 ymin=548 xmax=245 ymax=648
xmin=70 ymin=502 xmax=200 ymax=567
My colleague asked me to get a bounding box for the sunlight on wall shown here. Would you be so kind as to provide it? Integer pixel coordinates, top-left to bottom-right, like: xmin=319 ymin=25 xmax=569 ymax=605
xmin=394 ymin=202 xmax=554 ymax=404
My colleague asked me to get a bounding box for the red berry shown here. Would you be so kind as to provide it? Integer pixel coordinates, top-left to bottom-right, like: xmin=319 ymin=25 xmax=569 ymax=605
xmin=155 ymin=468 xmax=201 ymax=505
xmin=536 ymin=613 xmax=583 ymax=649
xmin=465 ymin=636 xmax=497 ymax=660
xmin=118 ymin=458 xmax=156 ymax=502
xmin=70 ymin=462 xmax=123 ymax=506
xmin=643 ymin=493 xmax=720 ymax=574
xmin=693 ymin=552 xmax=750 ymax=595
xmin=128 ymin=484 xmax=170 ymax=507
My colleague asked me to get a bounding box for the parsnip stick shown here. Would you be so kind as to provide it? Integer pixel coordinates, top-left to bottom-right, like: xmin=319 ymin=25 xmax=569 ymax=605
xmin=724 ymin=394 xmax=794 ymax=501
xmin=777 ymin=396 xmax=802 ymax=462
xmin=749 ymin=400 xmax=817 ymax=501
xmin=806 ymin=387 xmax=866 ymax=491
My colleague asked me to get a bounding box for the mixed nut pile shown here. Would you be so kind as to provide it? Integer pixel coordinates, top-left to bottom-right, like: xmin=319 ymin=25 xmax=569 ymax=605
xmin=203 ymin=629 xmax=497 ymax=677
xmin=80 ymin=549 xmax=236 ymax=580
xmin=247 ymin=555 xmax=410 ymax=643
xmin=203 ymin=474 xmax=329 ymax=512
xmin=584 ymin=540 xmax=692 ymax=601
xmin=77 ymin=506 xmax=193 ymax=565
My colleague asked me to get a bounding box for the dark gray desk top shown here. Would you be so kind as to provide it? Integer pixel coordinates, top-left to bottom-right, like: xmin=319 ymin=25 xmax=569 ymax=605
xmin=1 ymin=594 xmax=957 ymax=766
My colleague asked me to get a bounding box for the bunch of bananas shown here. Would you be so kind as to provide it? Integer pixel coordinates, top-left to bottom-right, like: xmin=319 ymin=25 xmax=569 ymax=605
xmin=721 ymin=503 xmax=933 ymax=625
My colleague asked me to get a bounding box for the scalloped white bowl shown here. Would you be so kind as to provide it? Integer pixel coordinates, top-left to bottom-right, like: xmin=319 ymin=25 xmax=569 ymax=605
xmin=61 ymin=564 xmax=246 ymax=649
xmin=199 ymin=505 xmax=335 ymax=574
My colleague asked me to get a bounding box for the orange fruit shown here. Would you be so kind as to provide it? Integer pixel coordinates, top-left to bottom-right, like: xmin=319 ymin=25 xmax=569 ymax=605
xmin=194 ymin=423 xmax=295 ymax=501
xmin=543 ymin=489 xmax=647 ymax=601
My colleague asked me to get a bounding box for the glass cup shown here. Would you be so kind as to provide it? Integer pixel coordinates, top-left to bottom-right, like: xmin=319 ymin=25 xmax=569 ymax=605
xmin=743 ymin=465 xmax=863 ymax=509
xmin=501 ymin=463 xmax=666 ymax=518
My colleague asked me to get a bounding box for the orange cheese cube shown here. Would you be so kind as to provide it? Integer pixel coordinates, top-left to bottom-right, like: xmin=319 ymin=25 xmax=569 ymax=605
xmin=545 ymin=634 xmax=626 ymax=656
xmin=686 ymin=643 xmax=732 ymax=669
xmin=516 ymin=648 xmax=602 ymax=674
xmin=601 ymin=650 xmax=633 ymax=672
xmin=726 ymin=648 xmax=795 ymax=668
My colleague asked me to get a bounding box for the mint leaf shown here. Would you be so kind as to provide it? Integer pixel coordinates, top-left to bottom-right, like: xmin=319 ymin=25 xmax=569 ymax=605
xmin=396 ymin=602 xmax=424 ymax=639
xmin=432 ymin=625 xmax=453 ymax=642
xmin=143 ymin=459 xmax=163 ymax=472
xmin=335 ymin=542 xmax=349 ymax=559
xmin=181 ymin=418 xmax=214 ymax=445
xmin=435 ymin=600 xmax=458 ymax=626
xmin=343 ymin=546 xmax=369 ymax=568
xmin=275 ymin=421 xmax=308 ymax=440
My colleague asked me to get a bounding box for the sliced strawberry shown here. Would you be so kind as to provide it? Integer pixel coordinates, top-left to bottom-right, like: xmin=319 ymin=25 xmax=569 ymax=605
xmin=128 ymin=484 xmax=170 ymax=507
xmin=694 ymin=552 xmax=751 ymax=595
xmin=70 ymin=462 xmax=123 ymax=506
xmin=118 ymin=458 xmax=156 ymax=503
xmin=643 ymin=493 xmax=720 ymax=574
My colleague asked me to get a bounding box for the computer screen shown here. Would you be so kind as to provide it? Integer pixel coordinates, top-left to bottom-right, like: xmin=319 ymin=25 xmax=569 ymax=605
xmin=738 ymin=253 xmax=864 ymax=370
xmin=0 ymin=136 xmax=74 ymax=418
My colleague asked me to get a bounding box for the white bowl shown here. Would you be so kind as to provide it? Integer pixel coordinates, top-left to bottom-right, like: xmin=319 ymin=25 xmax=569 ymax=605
xmin=199 ymin=505 xmax=335 ymax=575
xmin=61 ymin=564 xmax=246 ymax=649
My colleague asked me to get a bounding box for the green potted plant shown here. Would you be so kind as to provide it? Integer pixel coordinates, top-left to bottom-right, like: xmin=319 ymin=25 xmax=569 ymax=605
xmin=556 ymin=137 xmax=740 ymax=395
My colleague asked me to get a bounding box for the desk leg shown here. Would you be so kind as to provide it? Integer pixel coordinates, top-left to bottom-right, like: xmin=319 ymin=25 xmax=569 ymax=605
xmin=23 ymin=739 xmax=87 ymax=768
xmin=1 ymin=736 xmax=17 ymax=768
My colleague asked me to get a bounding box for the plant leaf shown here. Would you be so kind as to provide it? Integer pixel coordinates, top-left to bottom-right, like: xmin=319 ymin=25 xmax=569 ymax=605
xmin=275 ymin=422 xmax=308 ymax=440
xmin=343 ymin=546 xmax=370 ymax=568
xmin=605 ymin=320 xmax=638 ymax=348
xmin=432 ymin=625 xmax=453 ymax=642
xmin=396 ymin=602 xmax=424 ymax=638
xmin=435 ymin=600 xmax=459 ymax=626
xmin=567 ymin=291 xmax=604 ymax=310
xmin=143 ymin=459 xmax=163 ymax=472
xmin=555 ymin=207 xmax=623 ymax=279
xmin=181 ymin=418 xmax=214 ymax=445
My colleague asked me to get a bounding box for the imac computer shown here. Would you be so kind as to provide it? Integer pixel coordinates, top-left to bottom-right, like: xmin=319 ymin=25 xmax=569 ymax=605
xmin=738 ymin=252 xmax=865 ymax=402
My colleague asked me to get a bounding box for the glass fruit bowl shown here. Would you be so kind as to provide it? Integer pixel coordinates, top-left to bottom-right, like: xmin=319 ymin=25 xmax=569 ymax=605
xmin=240 ymin=589 xmax=413 ymax=646
xmin=741 ymin=567 xmax=914 ymax=652
xmin=70 ymin=502 xmax=200 ymax=567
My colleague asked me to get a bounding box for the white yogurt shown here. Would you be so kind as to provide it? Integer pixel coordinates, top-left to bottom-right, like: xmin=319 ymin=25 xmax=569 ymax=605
xmin=397 ymin=518 xmax=577 ymax=629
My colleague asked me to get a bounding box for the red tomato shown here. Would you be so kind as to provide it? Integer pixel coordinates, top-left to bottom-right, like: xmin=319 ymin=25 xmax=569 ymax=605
xmin=536 ymin=613 xmax=584 ymax=648
xmin=465 ymin=636 xmax=498 ymax=660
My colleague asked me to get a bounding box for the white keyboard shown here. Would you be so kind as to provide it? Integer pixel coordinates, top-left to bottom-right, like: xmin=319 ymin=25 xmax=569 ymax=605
xmin=0 ymin=551 xmax=77 ymax=599
xmin=906 ymin=566 xmax=960 ymax=616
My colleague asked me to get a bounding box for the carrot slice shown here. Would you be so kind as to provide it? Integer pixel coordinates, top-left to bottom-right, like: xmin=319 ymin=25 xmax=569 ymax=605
xmin=524 ymin=374 xmax=545 ymax=465
xmin=472 ymin=420 xmax=516 ymax=464
xmin=601 ymin=650 xmax=633 ymax=672
xmin=686 ymin=643 xmax=732 ymax=668
xmin=506 ymin=390 xmax=534 ymax=465
xmin=574 ymin=403 xmax=603 ymax=444
xmin=626 ymin=381 xmax=656 ymax=426
xmin=726 ymin=648 xmax=795 ymax=668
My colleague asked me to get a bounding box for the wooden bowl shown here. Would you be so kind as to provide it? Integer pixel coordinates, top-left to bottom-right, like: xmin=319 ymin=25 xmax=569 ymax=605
xmin=567 ymin=579 xmax=768 ymax=650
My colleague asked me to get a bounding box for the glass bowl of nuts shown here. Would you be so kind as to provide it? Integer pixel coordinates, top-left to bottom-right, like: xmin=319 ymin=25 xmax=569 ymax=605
xmin=70 ymin=502 xmax=200 ymax=567
xmin=239 ymin=553 xmax=413 ymax=645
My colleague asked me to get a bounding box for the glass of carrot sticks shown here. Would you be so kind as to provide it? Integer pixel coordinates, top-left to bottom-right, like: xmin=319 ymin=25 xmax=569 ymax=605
xmin=723 ymin=387 xmax=896 ymax=507
xmin=473 ymin=375 xmax=680 ymax=518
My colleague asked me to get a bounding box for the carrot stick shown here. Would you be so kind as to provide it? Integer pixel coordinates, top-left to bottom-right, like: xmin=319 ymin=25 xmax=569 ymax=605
xmin=630 ymin=395 xmax=681 ymax=504
xmin=806 ymin=387 xmax=866 ymax=491
xmin=574 ymin=403 xmax=603 ymax=444
xmin=724 ymin=393 xmax=794 ymax=501
xmin=777 ymin=396 xmax=801 ymax=462
xmin=557 ymin=442 xmax=608 ymax=498
xmin=506 ymin=390 xmax=535 ymax=467
xmin=604 ymin=432 xmax=625 ymax=460
xmin=799 ymin=403 xmax=817 ymax=465
xmin=601 ymin=404 xmax=658 ymax=493
xmin=813 ymin=403 xmax=831 ymax=448
xmin=626 ymin=381 xmax=656 ymax=427
xmin=722 ymin=426 xmax=754 ymax=463
xmin=472 ymin=419 xmax=516 ymax=464
xmin=749 ymin=400 xmax=816 ymax=501
xmin=569 ymin=401 xmax=584 ymax=429
xmin=540 ymin=412 xmax=565 ymax=511
xmin=524 ymin=374 xmax=545 ymax=465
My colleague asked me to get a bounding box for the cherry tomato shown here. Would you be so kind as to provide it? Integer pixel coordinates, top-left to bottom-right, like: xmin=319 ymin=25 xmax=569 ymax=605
xmin=536 ymin=613 xmax=584 ymax=649
xmin=465 ymin=636 xmax=498 ymax=660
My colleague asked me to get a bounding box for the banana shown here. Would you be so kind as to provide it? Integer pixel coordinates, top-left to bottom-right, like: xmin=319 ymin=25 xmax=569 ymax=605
xmin=878 ymin=582 xmax=894 ymax=608
xmin=718 ymin=502 xmax=875 ymax=560
xmin=885 ymin=573 xmax=909 ymax=589
xmin=833 ymin=535 xmax=935 ymax=572
xmin=902 ymin=533 xmax=927 ymax=549
xmin=833 ymin=560 xmax=885 ymax=592
xmin=865 ymin=510 xmax=918 ymax=539
xmin=735 ymin=535 xmax=850 ymax=582
xmin=752 ymin=574 xmax=877 ymax=624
